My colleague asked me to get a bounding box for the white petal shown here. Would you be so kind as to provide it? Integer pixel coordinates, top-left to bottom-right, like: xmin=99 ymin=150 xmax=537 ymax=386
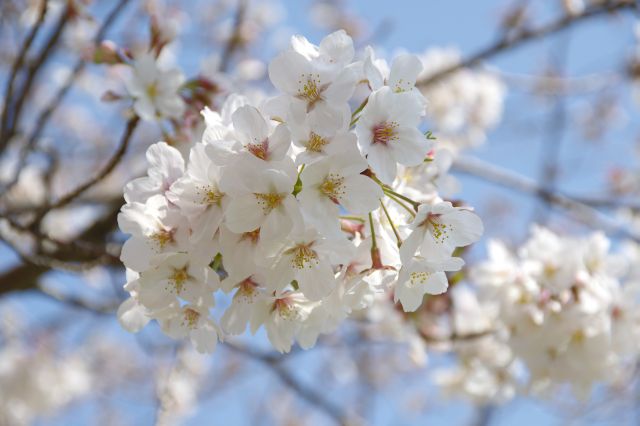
xmin=117 ymin=297 xmax=150 ymax=332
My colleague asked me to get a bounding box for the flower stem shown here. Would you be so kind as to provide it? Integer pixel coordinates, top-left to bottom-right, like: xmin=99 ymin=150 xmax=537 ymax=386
xmin=368 ymin=212 xmax=377 ymax=250
xmin=349 ymin=97 xmax=369 ymax=127
xmin=380 ymin=200 xmax=402 ymax=247
xmin=384 ymin=191 xmax=416 ymax=217
xmin=382 ymin=187 xmax=420 ymax=210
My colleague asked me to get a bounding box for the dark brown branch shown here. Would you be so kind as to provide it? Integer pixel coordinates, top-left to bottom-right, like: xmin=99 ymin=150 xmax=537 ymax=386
xmin=8 ymin=0 xmax=132 ymax=192
xmin=0 ymin=199 xmax=122 ymax=295
xmin=35 ymin=115 xmax=139 ymax=220
xmin=418 ymin=0 xmax=637 ymax=87
xmin=1 ymin=3 xmax=72 ymax=149
xmin=0 ymin=0 xmax=49 ymax=151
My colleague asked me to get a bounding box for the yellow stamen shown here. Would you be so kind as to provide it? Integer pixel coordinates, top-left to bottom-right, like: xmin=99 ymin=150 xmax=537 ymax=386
xmin=254 ymin=192 xmax=285 ymax=214
xmin=287 ymin=243 xmax=319 ymax=270
xmin=169 ymin=266 xmax=189 ymax=294
xmin=372 ymin=121 xmax=399 ymax=145
xmin=319 ymin=173 xmax=345 ymax=204
xmin=183 ymin=308 xmax=200 ymax=328
xmin=409 ymin=271 xmax=432 ymax=287
xmin=150 ymin=228 xmax=174 ymax=250
xmin=307 ymin=132 xmax=329 ymax=153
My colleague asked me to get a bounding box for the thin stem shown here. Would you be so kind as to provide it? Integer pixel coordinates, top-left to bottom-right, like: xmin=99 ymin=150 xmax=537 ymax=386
xmin=349 ymin=97 xmax=368 ymax=127
xmin=384 ymin=191 xmax=416 ymax=217
xmin=368 ymin=212 xmax=377 ymax=250
xmin=380 ymin=199 xmax=402 ymax=247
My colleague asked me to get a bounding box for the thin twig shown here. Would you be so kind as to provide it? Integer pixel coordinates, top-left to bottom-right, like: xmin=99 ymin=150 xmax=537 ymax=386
xmin=218 ymin=0 xmax=247 ymax=73
xmin=0 ymin=0 xmax=49 ymax=151
xmin=1 ymin=3 xmax=72 ymax=147
xmin=8 ymin=0 xmax=132 ymax=192
xmin=225 ymin=342 xmax=349 ymax=425
xmin=452 ymin=155 xmax=640 ymax=243
xmin=36 ymin=285 xmax=120 ymax=315
xmin=35 ymin=115 xmax=139 ymax=219
xmin=417 ymin=0 xmax=637 ymax=87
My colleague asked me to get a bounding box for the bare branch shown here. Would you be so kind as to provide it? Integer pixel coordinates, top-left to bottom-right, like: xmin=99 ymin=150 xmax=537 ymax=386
xmin=1 ymin=2 xmax=72 ymax=149
xmin=1 ymin=0 xmax=133 ymax=194
xmin=0 ymin=200 xmax=122 ymax=295
xmin=452 ymin=155 xmax=640 ymax=243
xmin=218 ymin=0 xmax=248 ymax=73
xmin=35 ymin=115 xmax=139 ymax=219
xmin=0 ymin=0 xmax=48 ymax=151
xmin=225 ymin=341 xmax=351 ymax=425
xmin=417 ymin=0 xmax=637 ymax=87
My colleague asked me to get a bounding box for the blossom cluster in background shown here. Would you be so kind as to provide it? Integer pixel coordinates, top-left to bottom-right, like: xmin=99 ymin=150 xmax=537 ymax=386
xmin=433 ymin=226 xmax=640 ymax=402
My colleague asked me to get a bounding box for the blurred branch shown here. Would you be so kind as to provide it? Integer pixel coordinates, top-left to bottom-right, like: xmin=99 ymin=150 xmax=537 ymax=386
xmin=417 ymin=0 xmax=637 ymax=87
xmin=452 ymin=155 xmax=640 ymax=242
xmin=0 ymin=2 xmax=72 ymax=150
xmin=494 ymin=70 xmax=622 ymax=94
xmin=0 ymin=0 xmax=48 ymax=152
xmin=32 ymin=115 xmax=139 ymax=223
xmin=533 ymin=32 xmax=571 ymax=225
xmin=225 ymin=341 xmax=350 ymax=425
xmin=2 ymin=0 xmax=132 ymax=194
xmin=36 ymin=284 xmax=121 ymax=315
xmin=218 ymin=0 xmax=248 ymax=73
xmin=0 ymin=199 xmax=122 ymax=295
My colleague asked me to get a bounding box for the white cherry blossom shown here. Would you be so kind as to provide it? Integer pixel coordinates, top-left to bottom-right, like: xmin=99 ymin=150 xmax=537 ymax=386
xmin=355 ymin=86 xmax=431 ymax=184
xmin=125 ymin=53 xmax=186 ymax=121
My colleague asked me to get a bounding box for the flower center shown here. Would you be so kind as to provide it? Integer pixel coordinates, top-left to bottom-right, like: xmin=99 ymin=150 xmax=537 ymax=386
xmin=237 ymin=278 xmax=259 ymax=302
xmin=319 ymin=173 xmax=345 ymax=204
xmin=288 ymin=243 xmax=319 ymax=270
xmin=409 ymin=271 xmax=432 ymax=287
xmin=150 ymin=228 xmax=174 ymax=250
xmin=372 ymin=122 xmax=399 ymax=145
xmin=274 ymin=297 xmax=300 ymax=320
xmin=201 ymin=186 xmax=224 ymax=206
xmin=426 ymin=214 xmax=450 ymax=244
xmin=183 ymin=308 xmax=200 ymax=328
xmin=169 ymin=266 xmax=190 ymax=294
xmin=146 ymin=83 xmax=158 ymax=99
xmin=296 ymin=74 xmax=326 ymax=110
xmin=254 ymin=192 xmax=285 ymax=214
xmin=240 ymin=228 xmax=261 ymax=244
xmin=306 ymin=132 xmax=329 ymax=153
xmin=247 ymin=139 xmax=270 ymax=160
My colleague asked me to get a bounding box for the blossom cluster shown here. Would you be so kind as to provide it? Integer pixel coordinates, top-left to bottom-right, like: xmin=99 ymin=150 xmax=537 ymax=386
xmin=117 ymin=30 xmax=484 ymax=353
xmin=435 ymin=226 xmax=640 ymax=401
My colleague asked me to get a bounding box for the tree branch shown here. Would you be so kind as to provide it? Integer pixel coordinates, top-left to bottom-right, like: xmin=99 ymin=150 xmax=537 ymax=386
xmin=0 ymin=0 xmax=48 ymax=151
xmin=225 ymin=342 xmax=350 ymax=425
xmin=1 ymin=3 xmax=72 ymax=149
xmin=417 ymin=0 xmax=637 ymax=87
xmin=452 ymin=155 xmax=640 ymax=243
xmin=2 ymin=0 xmax=133 ymax=194
xmin=33 ymin=115 xmax=139 ymax=221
